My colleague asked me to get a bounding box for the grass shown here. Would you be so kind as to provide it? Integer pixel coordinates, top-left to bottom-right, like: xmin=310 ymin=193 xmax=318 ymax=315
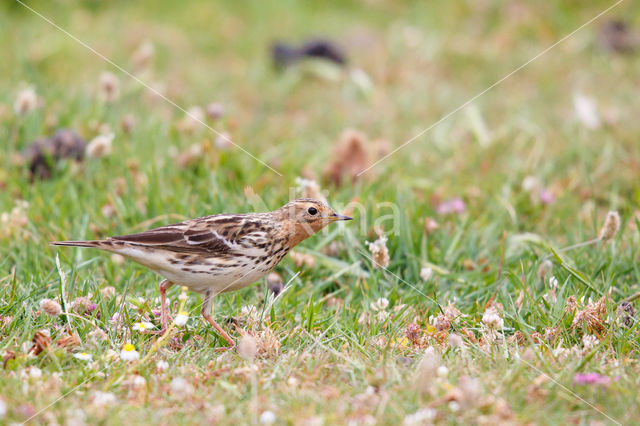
xmin=1 ymin=0 xmax=640 ymax=424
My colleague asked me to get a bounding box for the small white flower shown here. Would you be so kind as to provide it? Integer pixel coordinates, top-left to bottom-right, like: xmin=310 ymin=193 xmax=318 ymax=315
xmin=420 ymin=267 xmax=433 ymax=281
xmin=376 ymin=311 xmax=390 ymax=322
xmin=174 ymin=312 xmax=189 ymax=327
xmin=120 ymin=343 xmax=140 ymax=361
xmin=521 ymin=176 xmax=540 ymax=192
xmin=370 ymin=297 xmax=389 ymax=312
xmin=437 ymin=365 xmax=449 ymax=378
xmin=14 ymin=86 xmax=38 ymax=115
xmin=482 ymin=307 xmax=504 ymax=330
xmin=132 ymin=321 xmax=155 ymax=332
xmin=178 ymin=291 xmax=188 ymax=302
xmin=170 ymin=377 xmax=194 ymax=395
xmin=86 ymin=133 xmax=114 ymax=158
xmin=582 ymin=334 xmax=599 ymax=351
xmin=403 ymin=408 xmax=436 ymax=425
xmin=156 ymin=360 xmax=169 ymax=371
xmin=215 ymin=132 xmax=233 ymax=150
xmin=99 ymin=71 xmax=120 ymax=102
xmin=573 ymin=93 xmax=600 ymax=130
xmin=29 ymin=367 xmax=42 ymax=379
xmin=238 ymin=334 xmax=258 ymax=360
xmin=548 ymin=276 xmax=559 ymax=289
xmin=91 ymin=391 xmax=117 ymax=407
xmin=0 ymin=396 xmax=6 ymax=419
xmin=132 ymin=375 xmax=146 ymax=388
xmin=73 ymin=352 xmax=93 ymax=361
xmin=259 ymin=410 xmax=276 ymax=425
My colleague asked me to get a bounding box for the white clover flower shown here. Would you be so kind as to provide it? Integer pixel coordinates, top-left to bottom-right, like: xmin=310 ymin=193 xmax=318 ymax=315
xmin=14 ymin=86 xmax=38 ymax=115
xmin=73 ymin=352 xmax=93 ymax=361
xmin=0 ymin=397 xmax=6 ymax=419
xmin=99 ymin=71 xmax=120 ymax=102
xmin=403 ymin=408 xmax=436 ymax=425
xmin=178 ymin=291 xmax=189 ymax=302
xmin=376 ymin=311 xmax=390 ymax=322
xmin=156 ymin=360 xmax=169 ymax=371
xmin=174 ymin=312 xmax=189 ymax=327
xmin=548 ymin=276 xmax=559 ymax=289
xmin=259 ymin=410 xmax=276 ymax=425
xmin=582 ymin=334 xmax=599 ymax=351
xmin=482 ymin=307 xmax=504 ymax=330
xmin=120 ymin=343 xmax=140 ymax=361
xmin=238 ymin=334 xmax=258 ymax=360
xmin=420 ymin=267 xmax=433 ymax=281
xmin=370 ymin=297 xmax=389 ymax=312
xmin=91 ymin=391 xmax=117 ymax=407
xmin=294 ymin=177 xmax=327 ymax=203
xmin=437 ymin=365 xmax=449 ymax=378
xmin=573 ymin=93 xmax=600 ymax=130
xmin=29 ymin=367 xmax=42 ymax=379
xmin=521 ymin=176 xmax=540 ymax=192
xmin=132 ymin=321 xmax=155 ymax=332
xmin=86 ymin=133 xmax=114 ymax=158
xmin=170 ymin=377 xmax=194 ymax=395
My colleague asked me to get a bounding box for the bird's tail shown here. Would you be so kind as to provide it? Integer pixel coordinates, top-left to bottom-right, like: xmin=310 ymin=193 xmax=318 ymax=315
xmin=50 ymin=240 xmax=105 ymax=248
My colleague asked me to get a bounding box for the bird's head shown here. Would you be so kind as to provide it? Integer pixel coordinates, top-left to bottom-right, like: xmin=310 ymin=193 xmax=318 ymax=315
xmin=276 ymin=198 xmax=352 ymax=246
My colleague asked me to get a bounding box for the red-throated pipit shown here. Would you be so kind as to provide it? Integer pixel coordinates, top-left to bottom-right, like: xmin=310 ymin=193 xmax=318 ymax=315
xmin=51 ymin=199 xmax=352 ymax=350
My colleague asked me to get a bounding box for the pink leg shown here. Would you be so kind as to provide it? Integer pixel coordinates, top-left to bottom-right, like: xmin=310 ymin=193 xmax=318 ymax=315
xmin=159 ymin=279 xmax=174 ymax=333
xmin=202 ymin=290 xmax=235 ymax=351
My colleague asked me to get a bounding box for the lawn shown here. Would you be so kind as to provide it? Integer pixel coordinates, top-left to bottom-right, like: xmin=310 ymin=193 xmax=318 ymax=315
xmin=1 ymin=0 xmax=640 ymax=424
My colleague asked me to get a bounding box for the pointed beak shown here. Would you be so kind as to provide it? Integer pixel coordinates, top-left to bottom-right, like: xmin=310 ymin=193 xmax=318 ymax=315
xmin=330 ymin=212 xmax=353 ymax=221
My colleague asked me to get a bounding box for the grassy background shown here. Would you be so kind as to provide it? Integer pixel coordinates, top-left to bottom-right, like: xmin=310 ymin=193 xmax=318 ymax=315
xmin=1 ymin=0 xmax=640 ymax=424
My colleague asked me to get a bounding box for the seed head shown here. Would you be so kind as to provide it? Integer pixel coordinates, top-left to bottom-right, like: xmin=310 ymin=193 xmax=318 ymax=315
xmin=599 ymin=210 xmax=620 ymax=241
xmin=99 ymin=72 xmax=120 ymax=102
xmin=14 ymin=86 xmax=38 ymax=115
xmin=39 ymin=298 xmax=62 ymax=317
xmin=367 ymin=235 xmax=390 ymax=268
xmin=86 ymin=133 xmax=114 ymax=158
xmin=238 ymin=334 xmax=258 ymax=360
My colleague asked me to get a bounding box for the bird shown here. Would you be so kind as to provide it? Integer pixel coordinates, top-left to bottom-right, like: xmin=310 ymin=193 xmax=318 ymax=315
xmin=51 ymin=198 xmax=352 ymax=350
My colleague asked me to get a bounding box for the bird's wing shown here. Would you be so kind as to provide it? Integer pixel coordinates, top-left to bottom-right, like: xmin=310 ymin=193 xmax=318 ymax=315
xmin=110 ymin=214 xmax=270 ymax=255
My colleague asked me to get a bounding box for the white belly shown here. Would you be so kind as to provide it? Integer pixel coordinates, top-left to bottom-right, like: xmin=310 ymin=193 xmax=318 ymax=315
xmin=114 ymin=246 xmax=274 ymax=294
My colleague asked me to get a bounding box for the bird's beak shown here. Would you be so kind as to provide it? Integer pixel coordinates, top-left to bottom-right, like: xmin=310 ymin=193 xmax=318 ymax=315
xmin=330 ymin=212 xmax=353 ymax=221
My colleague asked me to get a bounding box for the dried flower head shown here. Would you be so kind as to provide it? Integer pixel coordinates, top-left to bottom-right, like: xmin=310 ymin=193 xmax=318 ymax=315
xmin=14 ymin=86 xmax=39 ymax=115
xmin=599 ymin=211 xmax=620 ymax=242
xmin=295 ymin=177 xmax=327 ymax=203
xmin=289 ymin=251 xmax=315 ymax=268
xmin=39 ymin=299 xmax=62 ymax=317
xmin=433 ymin=314 xmax=451 ymax=332
xmin=267 ymin=272 xmax=284 ymax=296
xmin=30 ymin=330 xmax=51 ymax=356
xmin=405 ymin=323 xmax=421 ymax=343
xmin=617 ymin=301 xmax=635 ymax=328
xmin=215 ymin=132 xmax=233 ymax=150
xmin=131 ymin=41 xmax=154 ymax=69
xmin=99 ymin=72 xmax=120 ymax=102
xmin=0 ymin=200 xmax=29 ymax=239
xmin=367 ymin=235 xmax=390 ymax=268
xmin=238 ymin=334 xmax=258 ymax=360
xmin=176 ymin=106 xmax=205 ymax=133
xmin=206 ymin=102 xmax=225 ymax=120
xmin=572 ymin=296 xmax=607 ymax=332
xmin=70 ymin=296 xmax=93 ymax=315
xmin=324 ymin=129 xmax=369 ymax=187
xmin=100 ymin=286 xmax=116 ymax=299
xmin=86 ymin=133 xmax=114 ymax=158
xmin=423 ymin=217 xmax=440 ymax=234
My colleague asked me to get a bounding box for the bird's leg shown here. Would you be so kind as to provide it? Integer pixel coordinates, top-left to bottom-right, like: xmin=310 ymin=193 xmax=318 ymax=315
xmin=155 ymin=279 xmax=174 ymax=334
xmin=201 ymin=289 xmax=235 ymax=351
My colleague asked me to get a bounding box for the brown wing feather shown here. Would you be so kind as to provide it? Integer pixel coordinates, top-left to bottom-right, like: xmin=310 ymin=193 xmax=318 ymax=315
xmin=109 ymin=215 xmax=270 ymax=255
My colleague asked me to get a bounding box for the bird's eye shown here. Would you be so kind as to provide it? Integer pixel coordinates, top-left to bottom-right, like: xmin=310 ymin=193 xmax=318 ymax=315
xmin=307 ymin=207 xmax=318 ymax=215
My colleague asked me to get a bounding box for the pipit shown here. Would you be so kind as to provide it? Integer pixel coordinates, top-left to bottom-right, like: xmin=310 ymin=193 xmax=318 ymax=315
xmin=51 ymin=198 xmax=352 ymax=349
